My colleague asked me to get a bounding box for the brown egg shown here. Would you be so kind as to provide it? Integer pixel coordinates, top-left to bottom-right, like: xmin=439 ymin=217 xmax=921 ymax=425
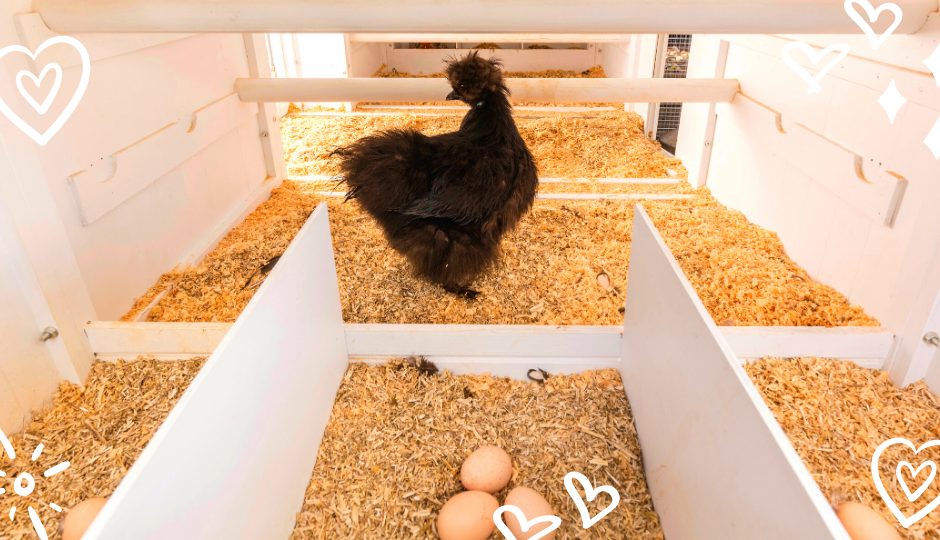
xmin=437 ymin=491 xmax=499 ymax=540
xmin=837 ymin=502 xmax=902 ymax=540
xmin=61 ymin=498 xmax=108 ymax=540
xmin=504 ymin=487 xmax=557 ymax=540
xmin=460 ymin=445 xmax=513 ymax=493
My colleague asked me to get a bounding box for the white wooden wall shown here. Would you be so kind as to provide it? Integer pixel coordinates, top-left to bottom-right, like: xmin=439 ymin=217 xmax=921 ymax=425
xmin=346 ymin=36 xmax=638 ymax=81
xmin=0 ymin=3 xmax=285 ymax=397
xmin=677 ymin=19 xmax=940 ymax=387
xmin=0 ymin=192 xmax=64 ymax=434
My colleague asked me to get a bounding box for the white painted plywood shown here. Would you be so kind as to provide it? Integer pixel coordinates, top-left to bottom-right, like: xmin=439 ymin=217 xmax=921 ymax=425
xmin=67 ymin=94 xmax=258 ymax=224
xmin=717 ymin=94 xmax=907 ymax=227
xmin=620 ymin=205 xmax=848 ymax=540
xmin=83 ymin=203 xmax=348 ymax=540
xmin=816 ymin=200 xmax=872 ymax=297
xmin=387 ymin=47 xmax=596 ymax=75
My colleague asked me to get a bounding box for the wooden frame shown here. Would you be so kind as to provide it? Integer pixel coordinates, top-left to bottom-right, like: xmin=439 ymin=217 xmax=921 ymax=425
xmin=79 ymin=202 xmax=871 ymax=537
xmin=347 ymin=34 xmax=632 ymax=43
xmin=12 ymin=12 xmax=194 ymax=70
xmin=235 ymin=77 xmax=741 ymax=104
xmin=32 ymin=0 xmax=935 ymax=34
xmin=621 ymin=205 xmax=849 ymax=539
xmin=85 ymin=203 xmax=348 ymax=540
xmin=696 ymin=38 xmax=730 ymax=188
xmin=292 ymin=174 xmax=679 ymax=184
xmin=86 ymin=322 xmax=894 ymax=369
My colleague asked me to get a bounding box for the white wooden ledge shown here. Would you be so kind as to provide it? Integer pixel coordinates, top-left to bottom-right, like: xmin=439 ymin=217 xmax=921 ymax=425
xmin=86 ymin=322 xmax=894 ymax=369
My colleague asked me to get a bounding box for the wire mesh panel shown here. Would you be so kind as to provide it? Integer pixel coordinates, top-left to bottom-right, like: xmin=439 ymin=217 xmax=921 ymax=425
xmin=656 ymin=34 xmax=692 ymax=153
xmin=663 ymin=34 xmax=691 ymax=78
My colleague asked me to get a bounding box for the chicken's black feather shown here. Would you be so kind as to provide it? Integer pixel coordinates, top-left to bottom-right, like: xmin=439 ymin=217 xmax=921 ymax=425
xmin=332 ymin=52 xmax=538 ymax=296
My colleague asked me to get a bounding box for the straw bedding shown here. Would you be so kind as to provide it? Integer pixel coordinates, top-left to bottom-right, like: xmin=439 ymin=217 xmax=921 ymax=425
xmin=745 ymin=357 xmax=940 ymax=539
xmin=126 ymin=179 xmax=876 ymax=327
xmin=123 ymin=67 xmax=876 ymax=327
xmin=290 ymin=360 xmax=662 ymax=540
xmin=7 ymin=356 xmax=938 ymax=539
xmin=280 ymin=110 xmax=680 ymax=181
xmin=0 ymin=357 xmax=205 ymax=540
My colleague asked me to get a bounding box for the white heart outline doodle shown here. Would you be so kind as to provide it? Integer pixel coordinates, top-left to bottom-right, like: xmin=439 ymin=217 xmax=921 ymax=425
xmin=871 ymin=438 xmax=940 ymax=528
xmin=781 ymin=42 xmax=850 ymax=94
xmin=16 ymin=62 xmax=61 ymax=115
xmin=844 ymin=0 xmax=903 ymax=50
xmin=563 ymin=471 xmax=620 ymax=529
xmin=897 ymin=460 xmax=937 ymax=502
xmin=493 ymin=505 xmax=561 ymax=540
xmin=0 ymin=36 xmax=90 ymax=146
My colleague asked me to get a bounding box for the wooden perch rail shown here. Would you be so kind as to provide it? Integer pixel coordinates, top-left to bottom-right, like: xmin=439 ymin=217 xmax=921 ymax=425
xmin=33 ymin=0 xmax=934 ymax=34
xmin=234 ymin=77 xmax=741 ymax=103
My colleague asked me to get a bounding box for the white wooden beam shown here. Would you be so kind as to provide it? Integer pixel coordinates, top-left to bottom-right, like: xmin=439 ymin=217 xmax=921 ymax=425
xmin=235 ymin=77 xmax=741 ymax=104
xmin=85 ymin=322 xmax=894 ymax=368
xmin=33 ymin=0 xmax=934 ymax=34
xmin=536 ymin=193 xmax=693 ymax=201
xmin=307 ymin=191 xmax=694 ymax=201
xmin=347 ymin=34 xmax=632 ymax=43
xmin=621 ymin=204 xmax=849 ymax=539
xmin=85 ymin=203 xmax=349 ymax=540
xmin=292 ymin=175 xmax=680 ymax=185
xmin=13 ymin=12 xmax=194 ymax=70
xmin=344 ymin=105 xmax=621 ymax=112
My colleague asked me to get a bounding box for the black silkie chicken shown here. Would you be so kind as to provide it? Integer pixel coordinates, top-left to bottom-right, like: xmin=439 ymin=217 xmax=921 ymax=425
xmin=332 ymin=52 xmax=538 ymax=297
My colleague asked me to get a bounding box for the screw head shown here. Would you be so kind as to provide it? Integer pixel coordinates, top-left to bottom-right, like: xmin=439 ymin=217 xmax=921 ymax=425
xmin=925 ymin=332 xmax=940 ymax=347
xmin=39 ymin=326 xmax=59 ymax=342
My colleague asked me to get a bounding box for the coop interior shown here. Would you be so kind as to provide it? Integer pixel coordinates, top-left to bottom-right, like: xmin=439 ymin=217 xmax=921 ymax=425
xmin=2 ymin=1 xmax=940 ymax=539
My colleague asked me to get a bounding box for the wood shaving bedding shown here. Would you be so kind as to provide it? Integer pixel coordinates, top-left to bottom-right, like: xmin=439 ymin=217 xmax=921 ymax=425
xmin=277 ymin=176 xmax=695 ymax=196
xmin=291 ymin=361 xmax=662 ymax=540
xmin=119 ymin=273 xmax=176 ymax=322
xmin=745 ymin=357 xmax=940 ymax=539
xmin=129 ymin=180 xmax=876 ymax=327
xmin=0 ymin=357 xmax=205 ymax=540
xmin=126 ymin=183 xmax=320 ymax=322
xmin=280 ymin=111 xmax=682 ymax=180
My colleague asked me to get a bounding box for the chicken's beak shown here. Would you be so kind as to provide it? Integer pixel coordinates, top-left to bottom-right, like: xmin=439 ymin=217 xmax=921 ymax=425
xmin=445 ymin=90 xmax=461 ymax=101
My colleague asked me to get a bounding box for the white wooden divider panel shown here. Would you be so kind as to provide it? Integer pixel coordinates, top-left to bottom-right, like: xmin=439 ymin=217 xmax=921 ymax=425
xmin=67 ymin=94 xmax=259 ymax=225
xmin=620 ymin=205 xmax=848 ymax=539
xmin=724 ymin=94 xmax=906 ymax=227
xmin=13 ymin=13 xmax=194 ymax=69
xmin=84 ymin=203 xmax=348 ymax=540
